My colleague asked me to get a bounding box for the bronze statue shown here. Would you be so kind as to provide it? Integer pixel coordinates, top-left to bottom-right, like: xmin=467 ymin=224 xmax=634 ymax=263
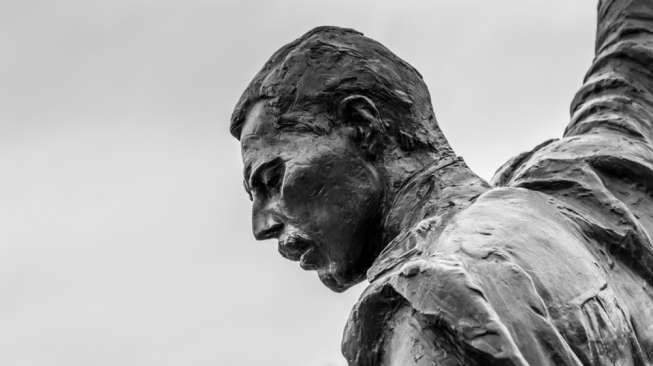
xmin=230 ymin=1 xmax=653 ymax=364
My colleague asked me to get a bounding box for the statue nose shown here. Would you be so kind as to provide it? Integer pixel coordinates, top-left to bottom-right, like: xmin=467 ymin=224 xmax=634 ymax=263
xmin=253 ymin=213 xmax=284 ymax=240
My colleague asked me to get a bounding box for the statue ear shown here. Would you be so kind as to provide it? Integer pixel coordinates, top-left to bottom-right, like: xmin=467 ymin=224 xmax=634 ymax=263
xmin=338 ymin=95 xmax=385 ymax=158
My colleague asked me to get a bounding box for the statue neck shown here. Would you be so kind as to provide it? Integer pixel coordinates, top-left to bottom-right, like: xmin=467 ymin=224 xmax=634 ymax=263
xmin=379 ymin=155 xmax=490 ymax=250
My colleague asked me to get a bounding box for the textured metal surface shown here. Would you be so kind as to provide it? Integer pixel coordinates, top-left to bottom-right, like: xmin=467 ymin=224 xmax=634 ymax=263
xmin=233 ymin=1 xmax=653 ymax=364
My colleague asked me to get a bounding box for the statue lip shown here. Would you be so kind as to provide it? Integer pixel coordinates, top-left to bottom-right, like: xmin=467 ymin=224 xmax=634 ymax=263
xmin=278 ymin=235 xmax=318 ymax=269
xmin=299 ymin=247 xmax=320 ymax=270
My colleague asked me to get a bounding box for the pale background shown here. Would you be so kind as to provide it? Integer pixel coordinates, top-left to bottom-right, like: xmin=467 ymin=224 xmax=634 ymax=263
xmin=1 ymin=1 xmax=596 ymax=365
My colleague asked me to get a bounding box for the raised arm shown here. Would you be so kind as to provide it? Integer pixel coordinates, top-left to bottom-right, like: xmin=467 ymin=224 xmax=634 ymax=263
xmin=490 ymin=0 xmax=653 ymax=314
xmin=566 ymin=0 xmax=653 ymax=142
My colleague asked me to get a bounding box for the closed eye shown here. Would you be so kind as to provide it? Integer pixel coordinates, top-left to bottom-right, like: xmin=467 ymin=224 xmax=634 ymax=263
xmin=262 ymin=162 xmax=284 ymax=192
xmin=250 ymin=157 xmax=286 ymax=196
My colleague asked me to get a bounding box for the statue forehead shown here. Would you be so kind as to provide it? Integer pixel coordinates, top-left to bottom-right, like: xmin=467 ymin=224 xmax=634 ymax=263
xmin=240 ymin=101 xmax=282 ymax=180
xmin=240 ymin=98 xmax=334 ymax=148
xmin=240 ymin=101 xmax=278 ymax=140
xmin=240 ymin=101 xmax=303 ymax=165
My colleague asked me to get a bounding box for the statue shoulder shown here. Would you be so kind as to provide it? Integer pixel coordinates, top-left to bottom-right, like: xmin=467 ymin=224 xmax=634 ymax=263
xmin=343 ymin=186 xmax=592 ymax=362
xmin=493 ymin=134 xmax=653 ymax=191
xmin=370 ymin=185 xmax=576 ymax=278
xmin=343 ymin=203 xmax=591 ymax=366
xmin=343 ymin=256 xmax=530 ymax=366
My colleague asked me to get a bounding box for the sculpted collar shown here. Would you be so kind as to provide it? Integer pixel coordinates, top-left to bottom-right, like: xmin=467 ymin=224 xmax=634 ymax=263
xmin=367 ymin=156 xmax=485 ymax=281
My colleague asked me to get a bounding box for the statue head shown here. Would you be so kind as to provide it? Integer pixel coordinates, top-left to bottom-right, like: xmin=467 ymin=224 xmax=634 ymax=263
xmin=231 ymin=26 xmax=453 ymax=291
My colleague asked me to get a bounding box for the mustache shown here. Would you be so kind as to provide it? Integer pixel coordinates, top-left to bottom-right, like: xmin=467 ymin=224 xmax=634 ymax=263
xmin=278 ymin=233 xmax=313 ymax=261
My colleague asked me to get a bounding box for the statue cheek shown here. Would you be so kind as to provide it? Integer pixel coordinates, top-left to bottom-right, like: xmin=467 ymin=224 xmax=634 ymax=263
xmin=279 ymin=154 xmax=378 ymax=226
xmin=279 ymin=166 xmax=326 ymax=215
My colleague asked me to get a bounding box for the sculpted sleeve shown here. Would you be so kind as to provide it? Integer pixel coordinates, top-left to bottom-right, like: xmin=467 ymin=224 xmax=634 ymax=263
xmin=494 ymin=0 xmax=653 ymax=185
xmin=567 ymin=0 xmax=653 ymax=141
xmin=493 ymin=0 xmax=653 ymax=184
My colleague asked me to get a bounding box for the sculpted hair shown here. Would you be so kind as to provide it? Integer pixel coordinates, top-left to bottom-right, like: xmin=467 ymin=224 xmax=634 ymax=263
xmin=230 ymin=26 xmax=451 ymax=153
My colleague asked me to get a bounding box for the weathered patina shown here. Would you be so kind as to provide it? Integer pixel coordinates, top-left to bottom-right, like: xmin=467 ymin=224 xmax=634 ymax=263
xmin=231 ymin=1 xmax=653 ymax=364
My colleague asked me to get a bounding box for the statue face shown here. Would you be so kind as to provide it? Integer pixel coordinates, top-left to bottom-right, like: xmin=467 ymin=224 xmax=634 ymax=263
xmin=240 ymin=101 xmax=384 ymax=291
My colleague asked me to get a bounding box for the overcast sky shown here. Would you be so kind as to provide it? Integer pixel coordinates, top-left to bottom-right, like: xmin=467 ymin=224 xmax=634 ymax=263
xmin=1 ymin=1 xmax=596 ymax=365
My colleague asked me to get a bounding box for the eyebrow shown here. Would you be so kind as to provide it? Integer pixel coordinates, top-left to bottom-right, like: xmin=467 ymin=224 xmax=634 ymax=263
xmin=275 ymin=114 xmax=328 ymax=135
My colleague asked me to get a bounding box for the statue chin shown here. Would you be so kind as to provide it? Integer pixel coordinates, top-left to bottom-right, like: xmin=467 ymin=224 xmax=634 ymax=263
xmin=318 ymin=268 xmax=363 ymax=293
xmin=317 ymin=271 xmax=345 ymax=293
